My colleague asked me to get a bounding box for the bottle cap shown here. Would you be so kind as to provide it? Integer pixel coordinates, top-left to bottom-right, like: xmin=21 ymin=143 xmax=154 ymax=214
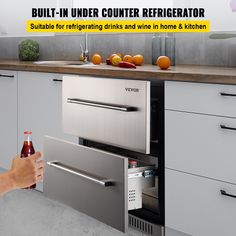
xmin=129 ymin=160 xmax=138 ymax=164
xmin=24 ymin=131 xmax=32 ymax=135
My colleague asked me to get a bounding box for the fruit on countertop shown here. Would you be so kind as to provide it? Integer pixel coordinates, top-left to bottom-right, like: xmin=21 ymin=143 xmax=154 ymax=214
xmin=156 ymin=56 xmax=171 ymax=70
xmin=111 ymin=55 xmax=122 ymax=66
xmin=109 ymin=53 xmax=119 ymax=62
xmin=106 ymin=52 xmax=144 ymax=67
xmin=123 ymin=55 xmax=133 ymax=63
xmin=92 ymin=53 xmax=102 ymax=65
xmin=118 ymin=61 xmax=136 ymax=69
xmin=132 ymin=54 xmax=144 ymax=66
xmin=79 ymin=53 xmax=84 ymax=61
xmin=116 ymin=53 xmax=123 ymax=59
xmin=106 ymin=58 xmax=112 ymax=65
xmin=109 ymin=53 xmax=123 ymax=61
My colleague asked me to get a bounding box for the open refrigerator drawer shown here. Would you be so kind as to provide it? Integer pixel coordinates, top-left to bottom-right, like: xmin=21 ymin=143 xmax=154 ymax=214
xmin=44 ymin=136 xmax=159 ymax=233
xmin=128 ymin=161 xmax=156 ymax=210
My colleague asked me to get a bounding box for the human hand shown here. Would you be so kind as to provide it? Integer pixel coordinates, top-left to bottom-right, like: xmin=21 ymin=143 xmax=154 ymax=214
xmin=9 ymin=152 xmax=44 ymax=189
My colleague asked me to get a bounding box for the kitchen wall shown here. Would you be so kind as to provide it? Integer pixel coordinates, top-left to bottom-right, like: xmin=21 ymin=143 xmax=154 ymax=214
xmin=0 ymin=32 xmax=236 ymax=66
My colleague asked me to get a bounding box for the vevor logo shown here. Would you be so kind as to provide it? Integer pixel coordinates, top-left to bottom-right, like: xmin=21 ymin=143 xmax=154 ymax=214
xmin=125 ymin=88 xmax=139 ymax=92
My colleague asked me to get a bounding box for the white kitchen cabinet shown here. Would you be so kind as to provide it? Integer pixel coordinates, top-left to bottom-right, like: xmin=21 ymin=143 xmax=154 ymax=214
xmin=17 ymin=71 xmax=77 ymax=153
xmin=18 ymin=71 xmax=77 ymax=191
xmin=165 ymin=110 xmax=236 ymax=184
xmin=0 ymin=71 xmax=17 ymax=169
xmin=166 ymin=169 xmax=236 ymax=236
xmin=165 ymin=81 xmax=236 ymax=118
xmin=165 ymin=80 xmax=236 ymax=235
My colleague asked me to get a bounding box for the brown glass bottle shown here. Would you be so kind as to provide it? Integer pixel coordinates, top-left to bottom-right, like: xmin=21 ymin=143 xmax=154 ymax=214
xmin=21 ymin=131 xmax=36 ymax=189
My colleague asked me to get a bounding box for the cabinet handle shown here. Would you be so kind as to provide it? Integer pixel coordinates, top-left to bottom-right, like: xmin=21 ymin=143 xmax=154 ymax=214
xmin=47 ymin=160 xmax=114 ymax=187
xmin=220 ymin=124 xmax=236 ymax=131
xmin=220 ymin=190 xmax=236 ymax=199
xmin=67 ymin=98 xmax=137 ymax=112
xmin=0 ymin=74 xmax=14 ymax=78
xmin=53 ymin=79 xmax=63 ymax=82
xmin=220 ymin=92 xmax=236 ymax=97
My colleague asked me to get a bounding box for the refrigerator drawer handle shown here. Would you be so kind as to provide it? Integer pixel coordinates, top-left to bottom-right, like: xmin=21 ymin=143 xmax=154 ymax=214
xmin=47 ymin=161 xmax=114 ymax=187
xmin=220 ymin=124 xmax=236 ymax=131
xmin=0 ymin=74 xmax=14 ymax=78
xmin=220 ymin=190 xmax=236 ymax=199
xmin=220 ymin=92 xmax=236 ymax=97
xmin=67 ymin=98 xmax=137 ymax=112
xmin=53 ymin=79 xmax=63 ymax=82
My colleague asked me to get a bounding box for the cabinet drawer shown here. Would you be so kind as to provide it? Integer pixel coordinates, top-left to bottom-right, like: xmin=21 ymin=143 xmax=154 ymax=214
xmin=63 ymin=76 xmax=150 ymax=154
xmin=44 ymin=136 xmax=128 ymax=232
xmin=165 ymin=81 xmax=236 ymax=118
xmin=44 ymin=136 xmax=155 ymax=233
xmin=0 ymin=70 xmax=17 ymax=78
xmin=166 ymin=110 xmax=236 ymax=184
xmin=166 ymin=169 xmax=236 ymax=236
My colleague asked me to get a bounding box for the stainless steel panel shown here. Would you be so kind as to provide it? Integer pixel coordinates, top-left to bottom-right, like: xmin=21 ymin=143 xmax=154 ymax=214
xmin=142 ymin=187 xmax=159 ymax=214
xmin=63 ymin=76 xmax=150 ymax=154
xmin=128 ymin=165 xmax=155 ymax=210
xmin=47 ymin=161 xmax=114 ymax=187
xmin=129 ymin=214 xmax=164 ymax=236
xmin=67 ymin=98 xmax=137 ymax=112
xmin=44 ymin=136 xmax=128 ymax=233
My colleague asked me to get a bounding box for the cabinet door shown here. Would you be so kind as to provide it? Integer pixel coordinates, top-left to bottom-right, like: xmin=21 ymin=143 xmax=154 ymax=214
xmin=18 ymin=72 xmax=77 ymax=191
xmin=18 ymin=72 xmax=77 ymax=152
xmin=166 ymin=169 xmax=236 ymax=236
xmin=165 ymin=110 xmax=236 ymax=184
xmin=165 ymin=81 xmax=236 ymax=118
xmin=0 ymin=71 xmax=17 ymax=169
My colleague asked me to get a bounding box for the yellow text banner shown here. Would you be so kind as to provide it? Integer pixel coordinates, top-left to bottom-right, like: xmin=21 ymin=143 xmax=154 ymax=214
xmin=27 ymin=20 xmax=210 ymax=33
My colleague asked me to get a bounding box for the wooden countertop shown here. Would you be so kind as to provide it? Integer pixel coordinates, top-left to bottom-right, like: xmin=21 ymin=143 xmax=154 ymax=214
xmin=0 ymin=60 xmax=236 ymax=84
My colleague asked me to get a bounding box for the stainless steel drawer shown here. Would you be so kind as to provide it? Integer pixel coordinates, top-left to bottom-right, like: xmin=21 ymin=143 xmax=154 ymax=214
xmin=62 ymin=76 xmax=150 ymax=154
xmin=44 ymin=136 xmax=156 ymax=233
xmin=44 ymin=136 xmax=128 ymax=232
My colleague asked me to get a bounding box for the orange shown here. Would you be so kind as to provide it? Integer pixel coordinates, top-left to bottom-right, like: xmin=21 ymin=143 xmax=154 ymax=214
xmin=156 ymin=56 xmax=171 ymax=70
xmin=132 ymin=54 xmax=144 ymax=66
xmin=123 ymin=55 xmax=133 ymax=63
xmin=111 ymin=55 xmax=122 ymax=66
xmin=92 ymin=53 xmax=102 ymax=65
xmin=109 ymin=53 xmax=118 ymax=62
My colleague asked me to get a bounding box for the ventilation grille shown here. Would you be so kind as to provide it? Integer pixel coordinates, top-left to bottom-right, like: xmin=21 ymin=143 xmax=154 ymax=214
xmin=129 ymin=214 xmax=154 ymax=235
xmin=129 ymin=189 xmax=136 ymax=203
